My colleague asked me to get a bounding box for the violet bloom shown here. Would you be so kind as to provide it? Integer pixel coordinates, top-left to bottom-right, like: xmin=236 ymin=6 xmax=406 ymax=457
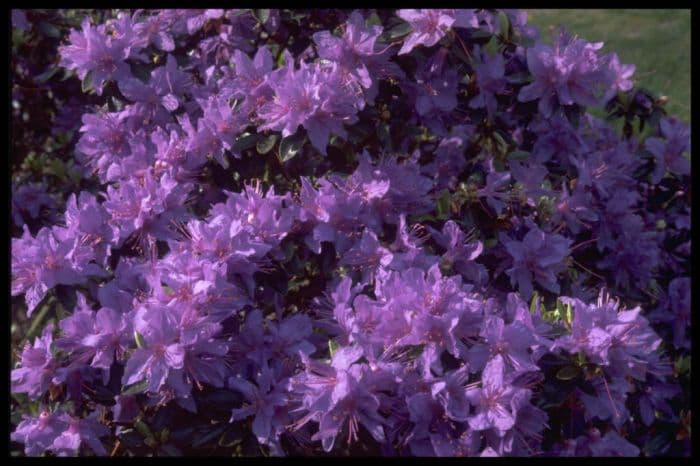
xmin=50 ymin=412 xmax=109 ymax=456
xmin=291 ymin=347 xmax=386 ymax=453
xmin=121 ymin=304 xmax=185 ymax=393
xmin=12 ymin=181 xmax=57 ymax=227
xmin=339 ymin=228 xmax=393 ymax=281
xmin=12 ymin=226 xmax=103 ymax=315
xmin=645 ymin=117 xmax=691 ymax=184
xmin=477 ymin=170 xmax=511 ymax=216
xmin=412 ymin=48 xmax=459 ymax=117
xmin=397 ymin=9 xmax=455 ymax=55
xmin=469 ymin=53 xmax=508 ymax=117
xmin=11 ymin=410 xmax=65 ymax=456
xmin=313 ymin=11 xmax=404 ymax=104
xmin=259 ymin=55 xmax=363 ymax=154
xmin=468 ymin=316 xmax=539 ymax=374
xmin=132 ymin=10 xmax=176 ymax=51
xmin=518 ymin=30 xmax=614 ymax=116
xmin=11 ymin=326 xmax=58 ymax=399
xmin=604 ymin=53 xmax=635 ymax=100
xmin=228 ymin=363 xmax=289 ymax=448
xmin=550 ymin=181 xmax=598 ymax=234
xmin=103 ymin=170 xmax=192 ymax=244
xmin=57 ymin=296 xmax=131 ymax=381
xmin=466 ymin=355 xmax=522 ymax=436
xmin=502 ymin=222 xmax=572 ymax=300
xmin=59 ymin=17 xmax=134 ymax=95
xmin=221 ymin=46 xmax=273 ymax=103
xmin=427 ymin=220 xmax=487 ymax=286
xmin=422 ymin=127 xmax=471 ymax=190
xmin=55 ymin=191 xmax=115 ymax=266
xmin=76 ymin=110 xmax=151 ymax=183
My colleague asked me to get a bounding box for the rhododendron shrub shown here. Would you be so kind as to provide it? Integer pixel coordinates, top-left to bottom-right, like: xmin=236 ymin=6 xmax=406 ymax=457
xmin=11 ymin=9 xmax=690 ymax=457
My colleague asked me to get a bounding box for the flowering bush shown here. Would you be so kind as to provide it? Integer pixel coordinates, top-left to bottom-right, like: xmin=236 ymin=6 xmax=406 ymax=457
xmin=11 ymin=9 xmax=690 ymax=457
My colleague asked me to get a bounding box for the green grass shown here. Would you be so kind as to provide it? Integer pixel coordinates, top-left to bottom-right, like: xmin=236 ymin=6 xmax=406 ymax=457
xmin=525 ymin=9 xmax=691 ymax=124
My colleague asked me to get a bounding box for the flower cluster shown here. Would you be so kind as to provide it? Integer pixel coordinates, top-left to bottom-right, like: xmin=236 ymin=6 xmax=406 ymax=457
xmin=11 ymin=8 xmax=690 ymax=457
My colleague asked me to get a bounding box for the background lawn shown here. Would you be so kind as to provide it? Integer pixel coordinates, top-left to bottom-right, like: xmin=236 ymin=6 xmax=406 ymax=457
xmin=525 ymin=9 xmax=691 ymax=124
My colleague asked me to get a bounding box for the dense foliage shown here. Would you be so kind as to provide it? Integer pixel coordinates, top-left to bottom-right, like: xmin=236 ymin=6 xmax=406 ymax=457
xmin=11 ymin=9 xmax=690 ymax=457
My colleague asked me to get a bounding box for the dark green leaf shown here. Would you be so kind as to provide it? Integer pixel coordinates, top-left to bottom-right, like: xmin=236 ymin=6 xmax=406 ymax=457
xmin=279 ymin=132 xmax=305 ymax=162
xmin=556 ymin=366 xmax=579 ymax=381
xmin=436 ymin=190 xmax=451 ymax=220
xmin=122 ymin=379 xmax=148 ymax=396
xmin=159 ymin=444 xmax=183 ymax=457
xmin=508 ymin=150 xmax=530 ymax=161
xmin=253 ymin=9 xmax=270 ymax=24
xmin=256 ymin=134 xmax=277 ymax=154
xmin=192 ymin=424 xmax=227 ymax=448
xmin=134 ymin=419 xmax=155 ymax=439
xmin=38 ymin=22 xmax=61 ymax=38
xmin=232 ymin=132 xmax=259 ymax=152
xmin=35 ymin=67 xmax=59 ymax=83
xmin=386 ymin=22 xmax=412 ymax=40
xmin=497 ymin=12 xmax=511 ymax=40
xmin=81 ymin=72 xmax=93 ymax=94
xmin=366 ymin=12 xmax=382 ymax=27
xmin=508 ymin=72 xmax=532 ymax=84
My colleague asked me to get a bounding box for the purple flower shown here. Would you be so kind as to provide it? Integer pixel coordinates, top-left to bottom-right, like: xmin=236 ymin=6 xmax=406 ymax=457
xmin=411 ymin=48 xmax=459 ymax=117
xmin=11 ymin=410 xmax=65 ymax=456
xmin=645 ymin=117 xmax=691 ymax=184
xmin=428 ymin=220 xmax=487 ymax=286
xmin=132 ymin=10 xmax=176 ymax=51
xmin=12 ymin=181 xmax=57 ymax=227
xmin=397 ymin=9 xmax=455 ymax=55
xmin=259 ymin=58 xmax=363 ymax=154
xmin=502 ymin=223 xmax=572 ymax=299
xmin=121 ymin=304 xmax=185 ymax=393
xmin=229 ymin=363 xmax=289 ymax=448
xmin=466 ymin=355 xmax=521 ymax=435
xmin=518 ymin=31 xmax=614 ymax=116
xmin=604 ymin=53 xmax=635 ymax=99
xmin=12 ymin=226 xmax=104 ymax=315
xmin=11 ymin=325 xmax=58 ymax=399
xmin=313 ymin=11 xmax=404 ymax=103
xmin=50 ymin=412 xmax=109 ymax=456
xmin=470 ymin=53 xmax=508 ymax=117
xmin=59 ymin=17 xmax=134 ymax=95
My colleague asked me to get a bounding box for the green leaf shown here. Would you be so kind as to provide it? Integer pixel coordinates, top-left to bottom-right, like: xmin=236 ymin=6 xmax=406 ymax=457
xmin=469 ymin=29 xmax=493 ymax=41
xmin=366 ymin=12 xmax=382 ymax=27
xmin=26 ymin=300 xmax=53 ymax=342
xmin=386 ymin=22 xmax=412 ymax=40
xmin=497 ymin=11 xmax=511 ymax=40
xmin=529 ymin=292 xmax=540 ymax=314
xmin=192 ymin=424 xmax=227 ymax=449
xmin=134 ymin=331 xmax=146 ymax=349
xmin=253 ymin=9 xmax=270 ymax=24
xmin=563 ymin=302 xmax=573 ymax=326
xmin=279 ymin=132 xmax=305 ymax=162
xmin=256 ymin=134 xmax=277 ymax=154
xmin=232 ymin=132 xmax=259 ymax=153
xmin=508 ymin=72 xmax=532 ymax=85
xmin=134 ymin=419 xmax=155 ymax=439
xmin=328 ymin=339 xmax=340 ymax=358
xmin=160 ymin=444 xmax=183 ymax=457
xmin=38 ymin=22 xmax=61 ymax=38
xmin=508 ymin=150 xmax=530 ymax=161
xmin=81 ymin=72 xmax=93 ymax=94
xmin=377 ymin=123 xmax=392 ymax=152
xmin=556 ymin=366 xmax=579 ymax=381
xmin=436 ymin=190 xmax=451 ymax=220
xmin=122 ymin=379 xmax=148 ymax=395
xmin=35 ymin=67 xmax=59 ymax=84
